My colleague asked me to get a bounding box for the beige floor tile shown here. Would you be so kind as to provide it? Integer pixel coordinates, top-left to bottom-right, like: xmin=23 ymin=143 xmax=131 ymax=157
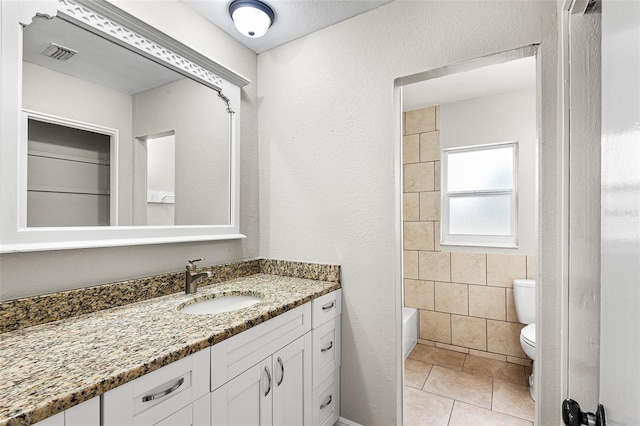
xmin=463 ymin=354 xmax=527 ymax=385
xmin=492 ymin=379 xmax=535 ymax=421
xmin=403 ymin=387 xmax=453 ymax=426
xmin=449 ymin=401 xmax=533 ymax=426
xmin=404 ymin=358 xmax=433 ymax=389
xmin=423 ymin=366 xmax=493 ymax=409
xmin=408 ymin=344 xmax=466 ymax=370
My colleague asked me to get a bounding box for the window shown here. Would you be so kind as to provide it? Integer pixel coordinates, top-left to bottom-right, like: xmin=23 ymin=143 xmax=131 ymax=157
xmin=441 ymin=142 xmax=518 ymax=247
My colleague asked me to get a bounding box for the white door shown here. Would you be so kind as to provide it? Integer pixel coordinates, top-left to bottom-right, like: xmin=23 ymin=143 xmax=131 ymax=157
xmin=598 ymin=0 xmax=640 ymax=424
xmin=565 ymin=1 xmax=640 ymax=424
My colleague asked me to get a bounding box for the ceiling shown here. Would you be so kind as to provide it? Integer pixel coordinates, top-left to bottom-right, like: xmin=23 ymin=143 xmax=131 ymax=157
xmin=402 ymin=56 xmax=536 ymax=112
xmin=23 ymin=15 xmax=182 ymax=95
xmin=182 ymin=0 xmax=393 ymax=54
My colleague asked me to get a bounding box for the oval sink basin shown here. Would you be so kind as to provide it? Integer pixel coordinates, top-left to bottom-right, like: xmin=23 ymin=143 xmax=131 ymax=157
xmin=178 ymin=295 xmax=262 ymax=315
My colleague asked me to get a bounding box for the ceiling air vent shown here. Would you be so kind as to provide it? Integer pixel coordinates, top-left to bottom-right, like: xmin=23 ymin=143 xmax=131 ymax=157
xmin=41 ymin=43 xmax=77 ymax=61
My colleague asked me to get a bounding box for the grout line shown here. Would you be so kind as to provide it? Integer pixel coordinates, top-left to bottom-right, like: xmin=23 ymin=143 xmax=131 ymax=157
xmin=485 ymin=314 xmax=489 ymax=353
xmin=490 ymin=378 xmax=495 ymax=411
xmin=446 ymin=399 xmax=456 ymax=426
xmin=415 ymin=344 xmax=536 ymax=423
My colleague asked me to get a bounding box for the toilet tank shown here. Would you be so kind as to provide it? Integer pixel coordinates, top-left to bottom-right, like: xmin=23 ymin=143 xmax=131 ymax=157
xmin=513 ymin=279 xmax=536 ymax=324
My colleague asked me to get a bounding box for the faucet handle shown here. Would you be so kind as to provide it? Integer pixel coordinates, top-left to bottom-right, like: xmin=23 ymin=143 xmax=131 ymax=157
xmin=187 ymin=258 xmax=204 ymax=271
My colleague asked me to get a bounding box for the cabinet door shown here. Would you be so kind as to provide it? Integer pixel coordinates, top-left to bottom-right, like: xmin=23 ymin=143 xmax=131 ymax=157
xmin=65 ymin=397 xmax=100 ymax=426
xmin=33 ymin=412 xmax=63 ymax=426
xmin=192 ymin=394 xmax=210 ymax=426
xmin=312 ymin=317 xmax=341 ymax=387
xmin=272 ymin=333 xmax=312 ymax=426
xmin=211 ymin=357 xmax=273 ymax=426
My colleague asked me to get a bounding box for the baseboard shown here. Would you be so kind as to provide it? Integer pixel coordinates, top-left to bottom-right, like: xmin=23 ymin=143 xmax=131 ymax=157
xmin=335 ymin=416 xmax=362 ymax=426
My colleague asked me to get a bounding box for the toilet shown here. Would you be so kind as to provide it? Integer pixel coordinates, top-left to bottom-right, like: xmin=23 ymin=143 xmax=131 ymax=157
xmin=513 ymin=278 xmax=536 ymax=400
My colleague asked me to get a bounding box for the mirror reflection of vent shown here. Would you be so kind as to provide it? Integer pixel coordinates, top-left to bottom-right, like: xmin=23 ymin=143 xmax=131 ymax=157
xmin=41 ymin=43 xmax=78 ymax=61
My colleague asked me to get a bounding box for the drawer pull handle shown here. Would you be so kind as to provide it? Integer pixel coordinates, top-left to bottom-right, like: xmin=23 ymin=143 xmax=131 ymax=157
xmin=322 ymin=301 xmax=335 ymax=311
xmin=277 ymin=357 xmax=285 ymax=386
xmin=264 ymin=366 xmax=272 ymax=397
xmin=320 ymin=394 xmax=332 ymax=410
xmin=321 ymin=341 xmax=334 ymax=353
xmin=142 ymin=377 xmax=184 ymax=402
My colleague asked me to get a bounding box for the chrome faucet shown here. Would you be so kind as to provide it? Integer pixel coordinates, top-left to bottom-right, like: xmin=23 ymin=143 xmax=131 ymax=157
xmin=185 ymin=258 xmax=213 ymax=294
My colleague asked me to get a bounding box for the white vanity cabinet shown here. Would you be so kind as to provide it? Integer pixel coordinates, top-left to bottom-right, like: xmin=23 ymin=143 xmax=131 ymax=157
xmin=311 ymin=290 xmax=342 ymax=426
xmin=211 ymin=334 xmax=312 ymax=425
xmin=210 ymin=303 xmax=313 ymax=426
xmin=33 ymin=397 xmax=99 ymax=426
xmin=102 ymin=349 xmax=210 ymax=426
xmin=210 ymin=290 xmax=342 ymax=426
xmin=93 ymin=290 xmax=341 ymax=426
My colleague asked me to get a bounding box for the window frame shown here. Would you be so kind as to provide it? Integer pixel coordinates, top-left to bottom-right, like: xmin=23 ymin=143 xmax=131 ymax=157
xmin=440 ymin=141 xmax=519 ymax=248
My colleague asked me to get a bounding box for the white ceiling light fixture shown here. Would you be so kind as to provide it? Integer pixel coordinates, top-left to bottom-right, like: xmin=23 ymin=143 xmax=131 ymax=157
xmin=229 ymin=0 xmax=275 ymax=38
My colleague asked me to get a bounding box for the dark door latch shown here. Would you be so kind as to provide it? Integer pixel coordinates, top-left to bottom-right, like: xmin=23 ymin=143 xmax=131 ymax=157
xmin=562 ymin=399 xmax=606 ymax=426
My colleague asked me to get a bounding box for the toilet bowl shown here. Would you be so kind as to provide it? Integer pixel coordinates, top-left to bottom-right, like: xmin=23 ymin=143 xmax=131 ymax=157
xmin=519 ymin=323 xmax=536 ymax=360
xmin=513 ymin=278 xmax=536 ymax=400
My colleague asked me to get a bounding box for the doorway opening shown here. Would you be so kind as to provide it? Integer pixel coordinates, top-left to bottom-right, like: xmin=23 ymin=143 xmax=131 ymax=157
xmin=398 ymin=46 xmax=539 ymax=425
xmin=25 ymin=113 xmax=117 ymax=227
xmin=137 ymin=131 xmax=177 ymax=226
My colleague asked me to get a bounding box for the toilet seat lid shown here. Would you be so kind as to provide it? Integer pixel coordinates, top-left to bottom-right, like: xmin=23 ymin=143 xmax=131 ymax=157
xmin=521 ymin=323 xmax=536 ymax=346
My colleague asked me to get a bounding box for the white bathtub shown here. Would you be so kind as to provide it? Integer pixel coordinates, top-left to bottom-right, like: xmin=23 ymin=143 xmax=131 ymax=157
xmin=403 ymin=307 xmax=418 ymax=361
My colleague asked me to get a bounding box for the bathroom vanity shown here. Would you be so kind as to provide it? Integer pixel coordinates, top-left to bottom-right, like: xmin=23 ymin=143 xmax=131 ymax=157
xmin=0 ymin=260 xmax=341 ymax=426
xmin=0 ymin=2 xmax=342 ymax=424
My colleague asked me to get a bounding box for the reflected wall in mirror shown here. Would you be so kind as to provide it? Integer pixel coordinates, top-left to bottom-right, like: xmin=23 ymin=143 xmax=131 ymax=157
xmin=22 ymin=13 xmax=231 ymax=227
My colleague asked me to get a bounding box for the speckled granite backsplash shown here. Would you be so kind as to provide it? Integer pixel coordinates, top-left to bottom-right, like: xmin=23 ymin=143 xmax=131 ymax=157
xmin=0 ymin=258 xmax=340 ymax=333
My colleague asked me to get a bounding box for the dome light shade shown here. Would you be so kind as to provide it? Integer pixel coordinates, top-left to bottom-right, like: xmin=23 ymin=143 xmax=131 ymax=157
xmin=229 ymin=0 xmax=275 ymax=38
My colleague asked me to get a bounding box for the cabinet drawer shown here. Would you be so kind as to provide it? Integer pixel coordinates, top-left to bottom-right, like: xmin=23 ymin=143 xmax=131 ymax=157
xmin=312 ymin=317 xmax=341 ymax=387
xmin=312 ymin=370 xmax=340 ymax=426
xmin=311 ymin=290 xmax=341 ymax=328
xmin=102 ymin=349 xmax=209 ymax=426
xmin=211 ymin=303 xmax=311 ymax=391
xmin=153 ymin=404 xmax=191 ymax=426
xmin=34 ymin=397 xmax=100 ymax=426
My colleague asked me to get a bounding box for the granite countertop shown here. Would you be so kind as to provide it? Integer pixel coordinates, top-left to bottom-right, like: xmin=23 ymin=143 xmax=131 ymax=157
xmin=0 ymin=273 xmax=341 ymax=425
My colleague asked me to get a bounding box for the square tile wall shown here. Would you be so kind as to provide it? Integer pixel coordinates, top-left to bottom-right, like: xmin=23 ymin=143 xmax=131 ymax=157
xmin=402 ymin=106 xmax=535 ymax=364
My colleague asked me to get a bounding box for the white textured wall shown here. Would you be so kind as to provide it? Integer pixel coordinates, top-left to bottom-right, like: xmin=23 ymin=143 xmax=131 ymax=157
xmin=0 ymin=0 xmax=259 ymax=300
xmin=441 ymin=87 xmax=537 ymax=255
xmin=257 ymin=1 xmax=557 ymax=423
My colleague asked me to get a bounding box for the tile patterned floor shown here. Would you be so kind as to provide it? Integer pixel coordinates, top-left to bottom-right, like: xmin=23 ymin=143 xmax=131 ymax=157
xmin=404 ymin=344 xmax=534 ymax=426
